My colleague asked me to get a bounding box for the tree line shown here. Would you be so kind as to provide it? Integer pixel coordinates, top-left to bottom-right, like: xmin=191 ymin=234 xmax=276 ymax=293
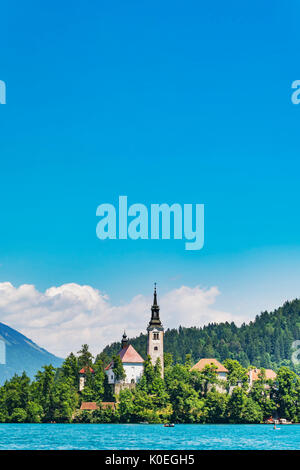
xmin=0 ymin=346 xmax=300 ymax=424
xmin=1 ymin=298 xmax=300 ymax=424
xmin=100 ymin=298 xmax=300 ymax=372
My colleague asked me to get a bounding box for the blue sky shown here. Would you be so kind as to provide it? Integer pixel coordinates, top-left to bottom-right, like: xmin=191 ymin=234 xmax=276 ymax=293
xmin=0 ymin=1 xmax=300 ymax=351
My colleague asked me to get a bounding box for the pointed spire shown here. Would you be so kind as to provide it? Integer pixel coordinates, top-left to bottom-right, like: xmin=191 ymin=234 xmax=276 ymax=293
xmin=153 ymin=282 xmax=158 ymax=306
xmin=121 ymin=330 xmax=129 ymax=348
xmin=148 ymin=283 xmax=162 ymax=327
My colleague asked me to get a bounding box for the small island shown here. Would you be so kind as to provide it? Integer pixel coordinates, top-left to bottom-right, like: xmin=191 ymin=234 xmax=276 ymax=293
xmin=0 ymin=286 xmax=300 ymax=425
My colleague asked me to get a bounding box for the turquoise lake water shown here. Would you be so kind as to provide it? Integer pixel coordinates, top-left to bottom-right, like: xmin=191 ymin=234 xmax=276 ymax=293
xmin=0 ymin=423 xmax=299 ymax=450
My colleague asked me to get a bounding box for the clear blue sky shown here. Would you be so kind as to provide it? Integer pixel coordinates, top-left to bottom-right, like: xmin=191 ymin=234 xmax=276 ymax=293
xmin=0 ymin=0 xmax=300 ymax=319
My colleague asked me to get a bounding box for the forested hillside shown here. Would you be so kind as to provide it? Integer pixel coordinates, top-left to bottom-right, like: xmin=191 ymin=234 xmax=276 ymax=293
xmin=99 ymin=299 xmax=300 ymax=371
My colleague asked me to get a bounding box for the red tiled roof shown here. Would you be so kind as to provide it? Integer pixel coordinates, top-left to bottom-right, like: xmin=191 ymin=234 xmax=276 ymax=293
xmin=105 ymin=345 xmax=144 ymax=370
xmin=190 ymin=358 xmax=228 ymax=373
xmin=79 ymin=367 xmax=94 ymax=374
xmin=100 ymin=402 xmax=116 ymax=410
xmin=80 ymin=402 xmax=99 ymax=410
xmin=248 ymin=368 xmax=277 ymax=381
xmin=119 ymin=344 xmax=144 ymax=363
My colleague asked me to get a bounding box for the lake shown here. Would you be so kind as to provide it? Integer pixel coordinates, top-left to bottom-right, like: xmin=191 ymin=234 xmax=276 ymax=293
xmin=0 ymin=423 xmax=299 ymax=450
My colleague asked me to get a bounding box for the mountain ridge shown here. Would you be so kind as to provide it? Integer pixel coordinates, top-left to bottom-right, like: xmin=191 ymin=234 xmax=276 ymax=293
xmin=0 ymin=321 xmax=63 ymax=384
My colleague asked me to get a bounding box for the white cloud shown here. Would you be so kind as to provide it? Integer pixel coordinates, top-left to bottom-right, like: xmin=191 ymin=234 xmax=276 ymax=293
xmin=0 ymin=282 xmax=238 ymax=358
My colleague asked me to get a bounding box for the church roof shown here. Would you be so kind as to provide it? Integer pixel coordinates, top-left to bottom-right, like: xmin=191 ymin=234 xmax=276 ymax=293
xmin=190 ymin=358 xmax=228 ymax=373
xmin=105 ymin=344 xmax=144 ymax=370
xmin=119 ymin=344 xmax=144 ymax=363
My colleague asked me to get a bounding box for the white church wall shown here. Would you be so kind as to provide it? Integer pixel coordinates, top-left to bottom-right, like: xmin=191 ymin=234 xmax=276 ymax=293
xmin=106 ymin=362 xmax=144 ymax=385
xmin=106 ymin=369 xmax=115 ymax=385
xmin=123 ymin=363 xmax=144 ymax=384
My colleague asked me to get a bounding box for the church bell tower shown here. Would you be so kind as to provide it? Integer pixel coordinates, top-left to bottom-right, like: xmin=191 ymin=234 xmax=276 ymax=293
xmin=147 ymin=283 xmax=164 ymax=378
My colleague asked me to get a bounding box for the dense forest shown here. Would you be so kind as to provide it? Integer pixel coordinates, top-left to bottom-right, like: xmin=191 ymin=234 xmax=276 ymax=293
xmin=1 ymin=352 xmax=300 ymax=424
xmin=1 ymin=298 xmax=300 ymax=424
xmin=99 ymin=299 xmax=300 ymax=372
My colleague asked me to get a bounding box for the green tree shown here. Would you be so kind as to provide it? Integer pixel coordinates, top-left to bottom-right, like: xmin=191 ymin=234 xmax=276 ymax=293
xmin=10 ymin=408 xmax=27 ymax=423
xmin=184 ymin=354 xmax=193 ymax=370
xmin=198 ymin=364 xmax=219 ymax=397
xmin=103 ymin=375 xmax=114 ymax=401
xmin=77 ymin=344 xmax=93 ymax=369
xmin=112 ymin=355 xmax=126 ymax=382
xmin=34 ymin=365 xmax=56 ymax=421
xmin=142 ymin=355 xmax=155 ymax=388
xmin=227 ymin=387 xmax=263 ymax=423
xmin=118 ymin=388 xmax=135 ymax=423
xmin=61 ymin=353 xmax=79 ymax=388
xmin=164 ymin=353 xmax=173 ymax=370
xmin=204 ymin=391 xmax=229 ymax=423
xmin=223 ymin=359 xmax=248 ymax=390
xmin=167 ymin=380 xmax=205 ymax=423
xmin=249 ymin=369 xmax=276 ymax=421
xmin=52 ymin=378 xmax=78 ymax=422
xmin=93 ymin=359 xmax=105 ymax=402
xmin=27 ymin=401 xmax=43 ymax=423
xmin=271 ymin=366 xmax=300 ymax=422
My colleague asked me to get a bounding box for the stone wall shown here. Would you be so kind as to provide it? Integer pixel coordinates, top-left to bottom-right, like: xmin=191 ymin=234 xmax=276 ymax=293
xmin=114 ymin=382 xmax=136 ymax=396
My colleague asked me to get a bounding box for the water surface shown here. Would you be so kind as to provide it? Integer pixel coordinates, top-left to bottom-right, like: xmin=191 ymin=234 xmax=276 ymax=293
xmin=0 ymin=423 xmax=299 ymax=450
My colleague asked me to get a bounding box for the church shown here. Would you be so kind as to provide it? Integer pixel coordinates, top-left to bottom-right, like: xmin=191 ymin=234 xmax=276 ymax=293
xmin=104 ymin=283 xmax=164 ymax=392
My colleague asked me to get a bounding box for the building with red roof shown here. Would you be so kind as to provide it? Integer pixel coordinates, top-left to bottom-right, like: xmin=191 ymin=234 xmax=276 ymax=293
xmin=79 ymin=367 xmax=95 ymax=391
xmin=79 ymin=367 xmax=94 ymax=374
xmin=79 ymin=285 xmax=163 ymax=394
xmin=80 ymin=401 xmax=99 ymax=411
xmin=248 ymin=368 xmax=277 ymax=387
xmin=190 ymin=358 xmax=228 ymax=380
xmin=80 ymin=401 xmax=116 ymax=411
xmin=105 ymin=332 xmax=144 ymax=387
xmin=190 ymin=358 xmax=228 ymax=373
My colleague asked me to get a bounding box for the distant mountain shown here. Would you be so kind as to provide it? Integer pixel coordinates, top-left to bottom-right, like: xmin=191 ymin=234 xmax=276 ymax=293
xmin=0 ymin=322 xmax=63 ymax=385
xmin=100 ymin=299 xmax=300 ymax=371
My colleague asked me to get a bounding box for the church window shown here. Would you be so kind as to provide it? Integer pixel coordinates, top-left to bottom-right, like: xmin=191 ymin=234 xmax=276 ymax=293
xmin=153 ymin=332 xmax=159 ymax=340
xmin=154 ymin=346 xmax=158 ymax=351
